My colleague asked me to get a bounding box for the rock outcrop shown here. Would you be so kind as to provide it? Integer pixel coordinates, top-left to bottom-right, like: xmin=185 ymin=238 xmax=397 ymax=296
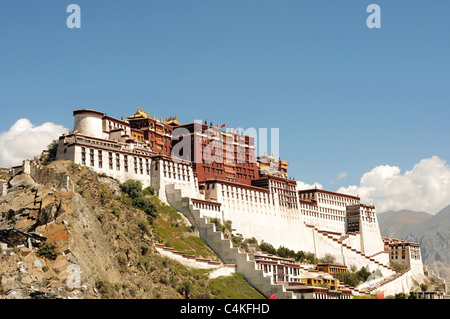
xmin=1 ymin=160 xmax=261 ymax=299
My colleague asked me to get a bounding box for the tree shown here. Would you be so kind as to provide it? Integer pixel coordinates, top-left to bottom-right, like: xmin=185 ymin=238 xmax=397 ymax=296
xmin=356 ymin=266 xmax=372 ymax=282
xmin=143 ymin=186 xmax=155 ymax=196
xmin=319 ymin=253 xmax=336 ymax=264
xmin=295 ymin=251 xmax=306 ymax=262
xmin=304 ymin=252 xmax=318 ymax=264
xmin=277 ymin=246 xmax=296 ymax=259
xmin=132 ymin=197 xmax=157 ymax=221
xmin=42 ymin=140 xmax=59 ymax=165
xmin=259 ymin=241 xmax=277 ymax=255
xmin=334 ymin=272 xmax=360 ymax=287
xmin=120 ymin=180 xmax=143 ymax=199
xmin=420 ymin=283 xmax=428 ymax=299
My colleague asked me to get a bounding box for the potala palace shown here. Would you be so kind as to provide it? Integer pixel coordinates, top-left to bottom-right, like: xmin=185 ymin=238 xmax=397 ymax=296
xmin=54 ymin=107 xmax=427 ymax=298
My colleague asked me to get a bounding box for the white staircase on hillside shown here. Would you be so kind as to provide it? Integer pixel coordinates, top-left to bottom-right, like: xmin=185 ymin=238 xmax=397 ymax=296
xmin=165 ymin=184 xmax=295 ymax=299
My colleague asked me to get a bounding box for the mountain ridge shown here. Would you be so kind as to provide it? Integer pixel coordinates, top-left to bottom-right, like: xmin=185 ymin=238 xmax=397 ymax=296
xmin=378 ymin=205 xmax=450 ymax=286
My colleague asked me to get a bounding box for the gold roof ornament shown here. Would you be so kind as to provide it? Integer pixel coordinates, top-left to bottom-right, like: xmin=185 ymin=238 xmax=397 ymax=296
xmin=127 ymin=107 xmax=149 ymax=119
xmin=165 ymin=114 xmax=181 ymax=126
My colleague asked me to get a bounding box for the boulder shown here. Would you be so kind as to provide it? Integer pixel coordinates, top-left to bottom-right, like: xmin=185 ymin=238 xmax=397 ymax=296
xmin=51 ymin=255 xmax=71 ymax=275
xmin=33 ymin=259 xmax=43 ymax=268
xmin=8 ymin=174 xmax=37 ymax=190
xmin=18 ymin=247 xmax=32 ymax=257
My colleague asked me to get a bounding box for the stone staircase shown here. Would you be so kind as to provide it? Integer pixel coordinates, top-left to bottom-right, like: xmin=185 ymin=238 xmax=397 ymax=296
xmin=165 ymin=184 xmax=294 ymax=299
xmin=305 ymin=224 xmax=396 ymax=276
xmin=357 ymin=268 xmax=412 ymax=294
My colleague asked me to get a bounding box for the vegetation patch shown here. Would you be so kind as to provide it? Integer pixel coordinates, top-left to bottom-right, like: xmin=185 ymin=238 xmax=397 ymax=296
xmin=153 ymin=207 xmax=217 ymax=260
xmin=36 ymin=241 xmax=59 ymax=260
xmin=208 ymin=273 xmax=265 ymax=299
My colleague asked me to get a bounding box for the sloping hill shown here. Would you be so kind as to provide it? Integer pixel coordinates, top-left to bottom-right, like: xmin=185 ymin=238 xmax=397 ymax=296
xmin=0 ymin=160 xmax=264 ymax=299
xmin=378 ymin=206 xmax=450 ymax=286
xmin=378 ymin=210 xmax=432 ymax=239
xmin=405 ymin=205 xmax=450 ymax=264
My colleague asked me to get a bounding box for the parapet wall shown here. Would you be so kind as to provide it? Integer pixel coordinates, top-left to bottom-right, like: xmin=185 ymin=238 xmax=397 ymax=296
xmin=24 ymin=160 xmax=74 ymax=192
xmin=0 ymin=180 xmax=7 ymax=198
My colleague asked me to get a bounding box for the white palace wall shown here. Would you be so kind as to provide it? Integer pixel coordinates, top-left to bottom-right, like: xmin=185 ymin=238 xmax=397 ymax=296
xmin=151 ymin=158 xmax=199 ymax=203
xmin=73 ymin=112 xmax=104 ymax=139
xmin=57 ymin=140 xmax=152 ymax=188
xmin=204 ymin=182 xmax=316 ymax=254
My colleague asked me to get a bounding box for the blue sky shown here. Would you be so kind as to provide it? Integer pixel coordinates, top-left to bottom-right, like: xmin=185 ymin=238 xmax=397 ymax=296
xmin=1 ymin=1 xmax=450 ymax=206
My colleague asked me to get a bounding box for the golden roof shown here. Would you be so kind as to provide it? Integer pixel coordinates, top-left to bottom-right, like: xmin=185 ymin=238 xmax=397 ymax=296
xmin=164 ymin=114 xmax=181 ymax=126
xmin=127 ymin=107 xmax=149 ymax=119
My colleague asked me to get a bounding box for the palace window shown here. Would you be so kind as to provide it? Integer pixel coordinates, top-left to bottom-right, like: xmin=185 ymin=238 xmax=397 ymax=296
xmin=98 ymin=151 xmax=103 ymax=168
xmin=109 ymin=152 xmax=113 ymax=170
xmin=116 ymin=153 xmax=120 ymax=171
xmin=89 ymin=149 xmax=95 ymax=167
xmin=139 ymin=158 xmax=143 ymax=174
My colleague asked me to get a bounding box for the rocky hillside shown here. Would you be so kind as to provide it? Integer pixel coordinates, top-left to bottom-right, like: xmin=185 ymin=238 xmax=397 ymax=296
xmin=0 ymin=160 xmax=263 ymax=299
xmin=378 ymin=207 xmax=450 ymax=286
xmin=378 ymin=210 xmax=433 ymax=239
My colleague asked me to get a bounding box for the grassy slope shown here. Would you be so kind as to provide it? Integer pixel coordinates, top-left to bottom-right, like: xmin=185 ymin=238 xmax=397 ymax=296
xmin=86 ymin=171 xmax=265 ymax=299
xmin=150 ymin=198 xmax=264 ymax=299
xmin=208 ymin=273 xmax=265 ymax=299
xmin=152 ymin=202 xmax=218 ymax=260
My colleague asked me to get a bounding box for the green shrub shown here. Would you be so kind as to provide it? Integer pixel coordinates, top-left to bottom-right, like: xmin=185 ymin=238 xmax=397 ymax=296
xmin=210 ymin=218 xmax=225 ymax=232
xmin=143 ymin=186 xmax=155 ymax=196
xmin=139 ymin=255 xmax=151 ymax=271
xmin=120 ymin=194 xmax=133 ymax=206
xmin=319 ymin=253 xmax=336 ymax=264
xmin=356 ymin=266 xmax=371 ymax=282
xmin=334 ymin=272 xmax=360 ymax=287
xmin=41 ymin=140 xmax=58 ymax=165
xmin=132 ymin=197 xmax=158 ymax=221
xmin=277 ymin=246 xmax=296 ymax=259
xmin=259 ymin=241 xmax=276 ymax=255
xmin=138 ymin=220 xmax=150 ymax=234
xmin=140 ymin=242 xmax=150 ymax=255
xmin=95 ymin=278 xmax=117 ymax=299
xmin=110 ymin=203 xmax=122 ymax=218
xmin=120 ymin=180 xmax=143 ymax=199
xmin=36 ymin=241 xmax=59 ymax=260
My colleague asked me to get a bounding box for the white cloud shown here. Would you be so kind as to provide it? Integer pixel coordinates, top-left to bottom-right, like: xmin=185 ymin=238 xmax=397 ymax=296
xmin=330 ymin=171 xmax=348 ymax=185
xmin=337 ymin=172 xmax=348 ymax=180
xmin=297 ymin=180 xmax=323 ymax=191
xmin=0 ymin=119 xmax=69 ymax=168
xmin=337 ymin=156 xmax=450 ymax=214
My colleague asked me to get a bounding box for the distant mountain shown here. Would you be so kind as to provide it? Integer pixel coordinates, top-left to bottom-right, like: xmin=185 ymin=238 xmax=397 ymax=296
xmin=378 ymin=209 xmax=433 ymax=239
xmin=404 ymin=205 xmax=450 ymax=264
xmin=378 ymin=205 xmax=450 ymax=283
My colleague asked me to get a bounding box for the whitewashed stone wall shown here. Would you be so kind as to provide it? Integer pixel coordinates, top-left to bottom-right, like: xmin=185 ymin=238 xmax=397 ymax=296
xmin=205 ymin=182 xmax=316 ymax=254
xmin=154 ymin=159 xmax=198 ymax=203
xmin=0 ymin=180 xmax=7 ymax=198
xmin=73 ymin=112 xmax=104 ymax=139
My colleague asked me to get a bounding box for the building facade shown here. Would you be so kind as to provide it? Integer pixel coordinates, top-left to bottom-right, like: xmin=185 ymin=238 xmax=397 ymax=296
xmin=55 ymin=107 xmax=425 ymax=292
